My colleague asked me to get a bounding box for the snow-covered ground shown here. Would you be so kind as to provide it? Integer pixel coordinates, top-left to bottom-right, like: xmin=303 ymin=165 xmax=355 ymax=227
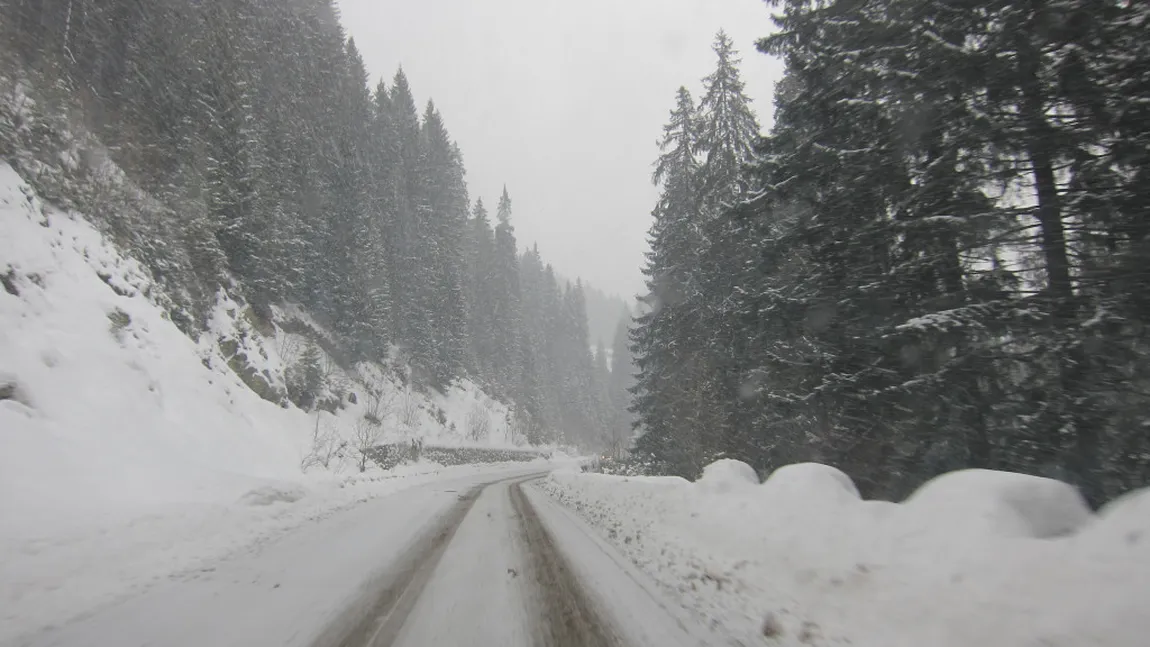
xmin=18 ymin=466 xmax=555 ymax=647
xmin=539 ymin=460 xmax=1150 ymax=647
xmin=0 ymin=160 xmax=564 ymax=644
xmin=6 ymin=147 xmax=1146 ymax=647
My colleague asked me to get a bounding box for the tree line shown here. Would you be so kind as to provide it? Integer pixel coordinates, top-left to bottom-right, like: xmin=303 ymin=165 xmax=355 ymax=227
xmin=1 ymin=0 xmax=629 ymax=448
xmin=632 ymin=2 xmax=1150 ymax=506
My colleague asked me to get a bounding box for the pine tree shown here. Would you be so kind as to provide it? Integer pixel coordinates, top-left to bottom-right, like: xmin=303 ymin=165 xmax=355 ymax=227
xmin=420 ymin=102 xmax=470 ymax=387
xmin=466 ymin=199 xmax=496 ymax=382
xmin=696 ymin=30 xmax=760 ymax=211
xmin=608 ymin=311 xmax=636 ymax=453
xmin=630 ymin=86 xmax=702 ymax=474
xmin=490 ymin=187 xmax=524 ymax=395
xmin=387 ymin=68 xmax=438 ymax=378
xmin=631 ymin=33 xmax=761 ymax=477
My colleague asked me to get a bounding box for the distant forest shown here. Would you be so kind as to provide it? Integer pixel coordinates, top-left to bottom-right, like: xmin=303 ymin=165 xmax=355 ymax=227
xmin=0 ymin=0 xmax=634 ymax=450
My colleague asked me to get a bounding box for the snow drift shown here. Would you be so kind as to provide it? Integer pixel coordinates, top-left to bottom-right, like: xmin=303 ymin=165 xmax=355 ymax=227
xmin=540 ymin=461 xmax=1150 ymax=647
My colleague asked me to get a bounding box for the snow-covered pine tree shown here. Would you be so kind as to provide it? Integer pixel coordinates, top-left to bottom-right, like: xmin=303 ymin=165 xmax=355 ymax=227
xmin=687 ymin=31 xmax=762 ymax=464
xmin=387 ymin=68 xmax=438 ymax=378
xmin=696 ymin=30 xmax=760 ymax=214
xmin=630 ymin=86 xmax=703 ymax=475
xmin=608 ymin=310 xmax=635 ymax=454
xmin=465 ymin=198 xmax=497 ymax=383
xmin=420 ymin=102 xmax=470 ymax=387
xmin=632 ymin=32 xmax=761 ymax=476
xmin=490 ymin=187 xmax=524 ymax=396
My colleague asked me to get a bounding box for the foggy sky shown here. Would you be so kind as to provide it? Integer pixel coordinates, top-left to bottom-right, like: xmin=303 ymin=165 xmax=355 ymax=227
xmin=337 ymin=0 xmax=784 ymax=299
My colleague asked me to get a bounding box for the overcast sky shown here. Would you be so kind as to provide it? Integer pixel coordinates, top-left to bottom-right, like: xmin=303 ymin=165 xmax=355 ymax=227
xmin=337 ymin=0 xmax=784 ymax=299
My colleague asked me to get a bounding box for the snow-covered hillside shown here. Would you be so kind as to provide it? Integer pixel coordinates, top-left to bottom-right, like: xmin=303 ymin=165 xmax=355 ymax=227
xmin=540 ymin=460 xmax=1150 ymax=647
xmin=0 ymin=161 xmax=551 ymax=642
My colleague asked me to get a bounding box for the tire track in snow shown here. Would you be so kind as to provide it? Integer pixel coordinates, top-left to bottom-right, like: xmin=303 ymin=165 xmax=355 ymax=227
xmin=325 ymin=474 xmax=621 ymax=647
xmin=510 ymin=479 xmax=622 ymax=647
xmin=313 ymin=477 xmax=497 ymax=647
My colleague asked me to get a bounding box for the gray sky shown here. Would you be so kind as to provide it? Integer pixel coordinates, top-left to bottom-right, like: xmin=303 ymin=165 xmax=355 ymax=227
xmin=338 ymin=0 xmax=784 ymax=299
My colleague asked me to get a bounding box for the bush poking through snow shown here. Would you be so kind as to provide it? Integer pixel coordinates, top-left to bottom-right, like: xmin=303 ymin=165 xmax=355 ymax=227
xmin=286 ymin=340 xmax=325 ymax=409
xmin=350 ymin=378 xmax=396 ymax=473
xmin=761 ymin=612 xmax=784 ymax=639
xmin=299 ymin=415 xmax=346 ymax=473
xmin=397 ymin=385 xmax=421 ymax=433
xmin=466 ymin=402 xmax=491 ymax=442
xmin=507 ymin=406 xmax=532 ymax=446
xmin=0 ymin=372 xmax=29 ymax=407
xmin=237 ymin=484 xmax=307 ymax=506
xmin=106 ymin=307 xmax=131 ymax=338
xmin=1 ymin=267 xmax=18 ymax=295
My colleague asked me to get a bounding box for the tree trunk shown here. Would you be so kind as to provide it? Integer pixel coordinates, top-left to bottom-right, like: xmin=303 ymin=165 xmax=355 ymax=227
xmin=1017 ymin=14 xmax=1096 ymax=497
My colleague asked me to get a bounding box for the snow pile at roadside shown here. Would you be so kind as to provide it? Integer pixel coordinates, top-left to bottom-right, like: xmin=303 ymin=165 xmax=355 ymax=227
xmin=539 ymin=460 xmax=1150 ymax=647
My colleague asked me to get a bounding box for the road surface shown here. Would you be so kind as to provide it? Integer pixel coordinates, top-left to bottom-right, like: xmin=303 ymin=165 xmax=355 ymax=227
xmin=21 ymin=469 xmax=711 ymax=647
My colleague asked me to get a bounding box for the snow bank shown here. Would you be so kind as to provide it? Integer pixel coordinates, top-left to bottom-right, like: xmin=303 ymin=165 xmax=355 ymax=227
xmin=1081 ymin=489 xmax=1150 ymax=559
xmin=901 ymin=469 xmax=1092 ymax=540
xmin=762 ymin=462 xmax=860 ymax=501
xmin=697 ymin=458 xmax=759 ymax=493
xmin=538 ymin=459 xmax=1150 ymax=647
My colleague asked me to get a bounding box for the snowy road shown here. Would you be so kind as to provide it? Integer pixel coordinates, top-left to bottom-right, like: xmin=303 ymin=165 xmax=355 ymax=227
xmin=20 ymin=470 xmax=709 ymax=647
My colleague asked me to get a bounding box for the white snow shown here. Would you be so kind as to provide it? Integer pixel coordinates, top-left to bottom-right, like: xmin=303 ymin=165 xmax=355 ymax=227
xmin=696 ymin=458 xmax=760 ymax=494
xmin=0 ymin=161 xmax=556 ymax=644
xmin=22 ymin=466 xmax=549 ymax=647
xmin=900 ymin=468 xmax=1093 ymax=540
xmin=761 ymin=462 xmax=861 ymax=501
xmin=522 ymin=481 xmax=720 ymax=646
xmin=387 ymin=478 xmax=542 ymax=647
xmin=539 ymin=460 xmax=1150 ymax=647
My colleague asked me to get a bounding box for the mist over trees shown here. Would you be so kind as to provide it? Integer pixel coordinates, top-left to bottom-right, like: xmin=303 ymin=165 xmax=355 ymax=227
xmin=631 ymin=6 xmax=1150 ymax=505
xmin=1 ymin=0 xmax=623 ymax=449
xmin=578 ymin=282 xmax=632 ymax=351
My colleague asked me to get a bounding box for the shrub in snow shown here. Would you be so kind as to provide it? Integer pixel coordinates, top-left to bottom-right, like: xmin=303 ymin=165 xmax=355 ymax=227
xmin=285 ymin=340 xmax=325 ymax=409
xmin=237 ymin=484 xmax=307 ymax=506
xmin=1 ymin=267 xmax=19 ymax=295
xmin=299 ymin=415 xmax=347 ymax=473
xmin=506 ymin=405 xmax=533 ymax=445
xmin=761 ymin=462 xmax=861 ymax=502
xmin=902 ymin=469 xmax=1092 ymax=539
xmin=696 ymin=459 xmax=759 ymax=493
xmin=0 ymin=371 xmax=19 ymax=400
xmin=106 ymin=307 xmax=131 ymax=338
xmin=592 ymin=455 xmax=655 ymax=477
xmin=350 ymin=378 xmax=396 ymax=473
xmin=397 ymin=386 xmax=421 ymax=432
xmin=466 ymin=402 xmax=491 ymax=442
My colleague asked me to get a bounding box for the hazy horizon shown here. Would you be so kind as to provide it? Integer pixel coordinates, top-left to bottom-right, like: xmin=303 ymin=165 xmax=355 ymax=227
xmin=337 ymin=0 xmax=784 ymax=299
